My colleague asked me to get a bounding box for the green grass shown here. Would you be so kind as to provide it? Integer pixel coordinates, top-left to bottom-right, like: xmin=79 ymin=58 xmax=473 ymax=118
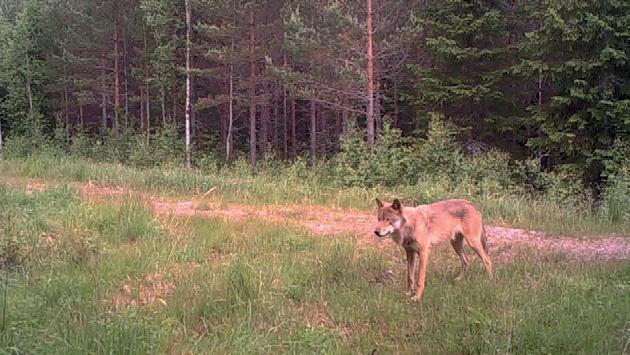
xmin=0 ymin=184 xmax=628 ymax=353
xmin=1 ymin=153 xmax=629 ymax=236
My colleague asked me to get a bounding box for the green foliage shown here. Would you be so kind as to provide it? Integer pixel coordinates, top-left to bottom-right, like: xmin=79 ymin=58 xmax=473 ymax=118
xmin=405 ymin=0 xmax=528 ymax=148
xmin=407 ymin=114 xmax=465 ymax=182
xmin=517 ymin=0 xmax=630 ymax=184
xmin=332 ymin=120 xmax=417 ymax=188
xmin=332 ymin=113 xmax=521 ymax=196
xmin=601 ymin=138 xmax=630 ymax=181
xmin=331 ymin=128 xmax=371 ymax=187
xmin=65 ymin=124 xmax=186 ymax=168
xmin=226 ymin=258 xmax=257 ymax=308
xmin=600 ymin=139 xmax=630 ymax=224
xmin=0 ymin=189 xmax=628 ymax=353
xmin=601 ymin=166 xmax=629 ymax=224
xmin=539 ymin=165 xmax=592 ymax=207
xmin=140 ymin=0 xmax=181 ymax=121
xmin=0 ymin=0 xmax=52 ymax=139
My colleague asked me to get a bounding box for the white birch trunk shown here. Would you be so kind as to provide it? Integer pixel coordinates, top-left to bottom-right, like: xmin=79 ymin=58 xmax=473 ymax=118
xmin=184 ymin=0 xmax=192 ymax=169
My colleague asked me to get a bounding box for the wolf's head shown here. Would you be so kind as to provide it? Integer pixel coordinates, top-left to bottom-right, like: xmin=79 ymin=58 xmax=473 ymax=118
xmin=374 ymin=198 xmax=405 ymax=239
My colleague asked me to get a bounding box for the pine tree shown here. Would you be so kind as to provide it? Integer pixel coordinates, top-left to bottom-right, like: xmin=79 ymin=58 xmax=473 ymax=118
xmin=515 ymin=0 xmax=630 ymax=183
xmin=406 ymin=0 xmax=529 ymax=150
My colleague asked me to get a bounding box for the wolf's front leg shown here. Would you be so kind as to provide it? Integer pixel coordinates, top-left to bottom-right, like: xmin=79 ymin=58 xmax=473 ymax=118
xmin=405 ymin=249 xmax=417 ymax=295
xmin=411 ymin=245 xmax=430 ymax=301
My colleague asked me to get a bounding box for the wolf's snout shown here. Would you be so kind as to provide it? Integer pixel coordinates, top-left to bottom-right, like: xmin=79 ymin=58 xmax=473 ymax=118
xmin=374 ymin=229 xmax=380 ymax=236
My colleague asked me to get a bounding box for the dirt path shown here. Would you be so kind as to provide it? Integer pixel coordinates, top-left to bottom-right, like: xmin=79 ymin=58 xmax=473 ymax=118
xmin=78 ymin=182 xmax=630 ymax=263
xmin=9 ymin=179 xmax=630 ymax=262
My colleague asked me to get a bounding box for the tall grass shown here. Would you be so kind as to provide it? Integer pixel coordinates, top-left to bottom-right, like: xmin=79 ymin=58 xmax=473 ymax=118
xmin=2 ymin=153 xmax=629 ymax=235
xmin=0 ymin=185 xmax=173 ymax=353
xmin=0 ymin=185 xmax=628 ymax=353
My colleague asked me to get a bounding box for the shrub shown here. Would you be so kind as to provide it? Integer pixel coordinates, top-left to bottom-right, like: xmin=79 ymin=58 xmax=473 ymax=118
xmin=331 ymin=128 xmax=371 ymax=187
xmin=406 ymin=113 xmax=465 ymax=183
xmin=539 ymin=165 xmax=593 ymax=207
xmin=128 ymin=124 xmax=183 ymax=168
xmin=600 ymin=166 xmax=630 ymax=224
xmin=332 ymin=121 xmax=413 ymax=187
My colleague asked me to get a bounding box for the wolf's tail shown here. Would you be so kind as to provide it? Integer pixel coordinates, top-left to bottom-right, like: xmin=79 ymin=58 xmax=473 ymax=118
xmin=481 ymin=224 xmax=489 ymax=253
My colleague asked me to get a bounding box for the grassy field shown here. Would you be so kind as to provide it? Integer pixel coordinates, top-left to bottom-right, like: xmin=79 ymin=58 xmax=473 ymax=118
xmin=0 ymin=182 xmax=628 ymax=354
xmin=1 ymin=154 xmax=629 ymax=236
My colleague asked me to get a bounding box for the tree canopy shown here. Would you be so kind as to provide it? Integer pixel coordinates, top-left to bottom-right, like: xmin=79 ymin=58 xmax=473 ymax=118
xmin=0 ymin=0 xmax=628 ymax=188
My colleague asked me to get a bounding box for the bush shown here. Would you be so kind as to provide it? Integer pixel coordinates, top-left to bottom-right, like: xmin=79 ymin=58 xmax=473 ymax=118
xmin=406 ymin=114 xmax=465 ymax=183
xmin=330 ymin=113 xmax=521 ymax=195
xmin=539 ymin=165 xmax=593 ymax=207
xmin=331 ymin=128 xmax=372 ymax=187
xmin=600 ymin=165 xmax=630 ymax=224
xmin=68 ymin=127 xmax=94 ymax=158
xmin=460 ymin=149 xmax=521 ymax=196
xmin=128 ymin=124 xmax=183 ymax=168
xmin=1 ymin=131 xmax=58 ymax=158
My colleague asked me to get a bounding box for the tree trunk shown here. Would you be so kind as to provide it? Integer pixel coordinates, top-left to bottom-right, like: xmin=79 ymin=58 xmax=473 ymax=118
xmin=140 ymin=86 xmax=145 ymax=131
xmin=291 ymin=98 xmax=296 ymax=159
xmin=146 ymin=84 xmax=150 ymax=142
xmin=101 ymin=53 xmax=108 ymax=129
xmin=261 ymin=86 xmax=269 ymax=160
xmin=272 ymin=91 xmax=279 ymax=154
xmin=335 ymin=107 xmax=341 ymax=150
xmin=310 ymin=100 xmax=317 ymax=159
xmin=375 ymin=83 xmax=381 ymax=134
xmin=282 ymin=34 xmax=288 ymax=159
xmin=64 ymin=83 xmax=70 ymax=140
xmin=184 ymin=0 xmax=192 ymax=169
xmin=341 ymin=96 xmax=350 ymax=135
xmin=123 ymin=21 xmax=130 ymax=126
xmin=249 ymin=10 xmax=257 ymax=164
xmin=366 ymin=0 xmax=375 ymax=150
xmin=160 ymin=84 xmax=166 ymax=126
xmin=143 ymin=24 xmax=150 ymax=140
xmin=538 ymin=68 xmax=543 ymax=105
xmin=113 ymin=0 xmax=121 ymax=133
xmin=283 ymin=89 xmax=288 ymax=159
xmin=393 ymin=78 xmax=399 ymax=127
xmin=319 ymin=106 xmax=326 ymax=156
xmin=226 ymin=51 xmax=234 ymax=162
xmin=0 ymin=118 xmax=3 ymax=151
xmin=172 ymin=89 xmax=177 ymax=125
xmin=26 ymin=55 xmax=34 ymax=124
xmin=79 ymin=104 xmax=84 ymax=128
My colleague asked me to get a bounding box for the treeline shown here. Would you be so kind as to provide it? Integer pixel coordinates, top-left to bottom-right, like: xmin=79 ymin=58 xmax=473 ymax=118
xmin=0 ymin=0 xmax=628 ymax=187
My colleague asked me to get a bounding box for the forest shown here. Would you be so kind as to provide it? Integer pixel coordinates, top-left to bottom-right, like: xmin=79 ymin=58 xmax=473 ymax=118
xmin=1 ymin=1 xmax=630 ymax=353
xmin=0 ymin=0 xmax=629 ymax=210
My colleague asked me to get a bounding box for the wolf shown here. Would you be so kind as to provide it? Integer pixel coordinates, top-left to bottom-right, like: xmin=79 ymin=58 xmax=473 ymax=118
xmin=374 ymin=198 xmax=493 ymax=301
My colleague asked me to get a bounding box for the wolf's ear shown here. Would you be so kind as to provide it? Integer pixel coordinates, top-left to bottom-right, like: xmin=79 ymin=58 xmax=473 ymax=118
xmin=392 ymin=199 xmax=402 ymax=211
xmin=375 ymin=198 xmax=383 ymax=209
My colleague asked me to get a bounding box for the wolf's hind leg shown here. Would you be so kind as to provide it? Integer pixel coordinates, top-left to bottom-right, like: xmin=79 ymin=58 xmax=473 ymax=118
xmin=468 ymin=239 xmax=494 ymax=278
xmin=450 ymin=233 xmax=468 ymax=280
